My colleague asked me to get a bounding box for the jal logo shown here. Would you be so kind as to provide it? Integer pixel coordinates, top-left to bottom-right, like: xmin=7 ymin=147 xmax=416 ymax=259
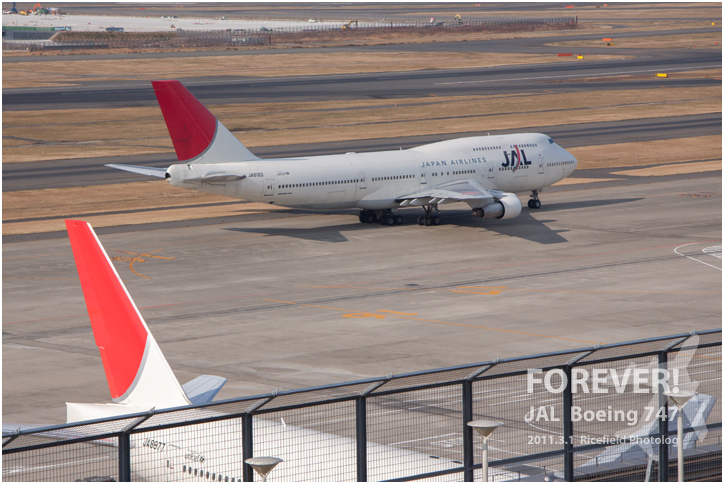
xmin=502 ymin=145 xmax=532 ymax=172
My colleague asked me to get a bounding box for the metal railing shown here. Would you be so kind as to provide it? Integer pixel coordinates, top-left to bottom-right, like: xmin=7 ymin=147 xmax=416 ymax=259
xmin=3 ymin=329 xmax=720 ymax=482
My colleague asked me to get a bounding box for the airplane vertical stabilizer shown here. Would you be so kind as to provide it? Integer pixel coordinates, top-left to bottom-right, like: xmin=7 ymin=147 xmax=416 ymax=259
xmin=65 ymin=220 xmax=190 ymax=415
xmin=152 ymin=80 xmax=260 ymax=163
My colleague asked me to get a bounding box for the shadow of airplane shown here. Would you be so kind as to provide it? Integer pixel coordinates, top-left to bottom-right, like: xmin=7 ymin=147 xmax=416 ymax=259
xmin=224 ymin=197 xmax=642 ymax=244
xmin=225 ymin=221 xmax=385 ymax=243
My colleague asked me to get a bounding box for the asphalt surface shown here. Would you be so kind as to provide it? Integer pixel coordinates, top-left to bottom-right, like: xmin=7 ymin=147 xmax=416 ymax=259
xmin=3 ymin=173 xmax=721 ymax=428
xmin=3 ymin=50 xmax=721 ymax=110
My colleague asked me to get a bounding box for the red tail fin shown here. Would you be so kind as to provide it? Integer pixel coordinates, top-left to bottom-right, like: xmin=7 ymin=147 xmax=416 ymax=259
xmin=65 ymin=220 xmax=189 ymax=408
xmin=152 ymin=80 xmax=217 ymax=162
xmin=152 ymin=80 xmax=259 ymax=163
xmin=66 ymin=220 xmax=147 ymax=400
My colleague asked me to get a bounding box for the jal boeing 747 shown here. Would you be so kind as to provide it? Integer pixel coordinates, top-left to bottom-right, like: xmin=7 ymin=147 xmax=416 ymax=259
xmin=108 ymin=80 xmax=577 ymax=225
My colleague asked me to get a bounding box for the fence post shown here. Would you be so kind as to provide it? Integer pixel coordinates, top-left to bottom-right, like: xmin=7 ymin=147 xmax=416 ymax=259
xmin=118 ymin=432 xmax=131 ymax=482
xmin=463 ymin=380 xmax=474 ymax=481
xmin=243 ymin=414 xmax=254 ymax=481
xmin=658 ymin=350 xmax=670 ymax=482
xmin=563 ymin=365 xmax=574 ymax=481
xmin=356 ymin=396 xmax=368 ymax=481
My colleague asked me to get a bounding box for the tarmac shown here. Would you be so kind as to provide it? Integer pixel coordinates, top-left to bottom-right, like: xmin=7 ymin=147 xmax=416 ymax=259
xmin=3 ymin=173 xmax=721 ymax=426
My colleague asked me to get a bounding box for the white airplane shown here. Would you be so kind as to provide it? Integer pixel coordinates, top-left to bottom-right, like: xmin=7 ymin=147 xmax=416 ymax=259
xmin=55 ymin=220 xmax=472 ymax=481
xmin=108 ymin=80 xmax=577 ymax=226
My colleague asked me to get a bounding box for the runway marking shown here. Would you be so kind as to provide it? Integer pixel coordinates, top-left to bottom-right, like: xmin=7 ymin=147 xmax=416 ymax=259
xmin=298 ymin=285 xmax=719 ymax=297
xmin=111 ymin=249 xmax=175 ymax=279
xmin=703 ymin=245 xmax=722 ymax=259
xmin=674 ymin=242 xmax=722 ymax=271
xmin=434 ymin=65 xmax=723 ymax=85
xmin=272 ymin=301 xmax=599 ymax=344
xmin=452 ymin=286 xmax=506 ymax=295
xmin=2 ymin=276 xmax=75 ymax=281
xmin=2 ymin=455 xmax=111 ymax=475
xmin=342 ymin=311 xmax=386 ymax=319
xmin=2 ymin=254 xmax=53 ymax=261
xmin=301 ymin=240 xmax=723 ymax=289
xmin=264 ymin=299 xmax=298 ymax=305
xmin=390 ymin=432 xmax=460 ymax=447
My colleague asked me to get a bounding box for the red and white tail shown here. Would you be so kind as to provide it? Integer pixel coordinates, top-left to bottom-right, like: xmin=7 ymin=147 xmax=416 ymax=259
xmin=65 ymin=220 xmax=190 ymax=421
xmin=152 ymin=80 xmax=259 ymax=163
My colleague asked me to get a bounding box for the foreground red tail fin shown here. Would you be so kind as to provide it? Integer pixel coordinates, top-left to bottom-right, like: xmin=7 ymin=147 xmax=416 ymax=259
xmin=65 ymin=220 xmax=189 ymax=408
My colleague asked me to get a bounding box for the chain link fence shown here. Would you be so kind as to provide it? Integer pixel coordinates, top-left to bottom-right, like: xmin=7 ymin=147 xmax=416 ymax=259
xmin=3 ymin=329 xmax=720 ymax=481
xmin=3 ymin=15 xmax=576 ymax=51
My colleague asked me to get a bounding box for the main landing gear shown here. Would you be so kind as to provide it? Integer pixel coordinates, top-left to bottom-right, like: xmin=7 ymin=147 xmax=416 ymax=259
xmin=417 ymin=205 xmax=441 ymax=226
xmin=528 ymin=190 xmax=542 ymax=209
xmin=359 ymin=209 xmax=403 ymax=226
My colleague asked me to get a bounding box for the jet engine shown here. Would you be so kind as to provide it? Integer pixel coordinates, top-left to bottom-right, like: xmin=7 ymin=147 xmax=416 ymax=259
xmin=472 ymin=193 xmax=522 ymax=220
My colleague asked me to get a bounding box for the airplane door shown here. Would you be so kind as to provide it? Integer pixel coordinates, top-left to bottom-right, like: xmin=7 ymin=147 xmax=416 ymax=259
xmin=263 ymin=178 xmax=275 ymax=196
xmin=420 ymin=165 xmax=427 ymax=184
xmin=538 ymin=155 xmax=546 ymax=175
xmin=358 ymin=171 xmax=367 ymax=190
xmin=487 ymin=160 xmax=496 ymax=180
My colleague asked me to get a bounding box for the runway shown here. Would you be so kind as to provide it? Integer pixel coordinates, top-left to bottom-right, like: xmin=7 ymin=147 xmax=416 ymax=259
xmin=2 ymin=43 xmax=720 ymax=110
xmin=3 ymin=173 xmax=721 ymax=425
xmin=3 ymin=113 xmax=720 ymax=193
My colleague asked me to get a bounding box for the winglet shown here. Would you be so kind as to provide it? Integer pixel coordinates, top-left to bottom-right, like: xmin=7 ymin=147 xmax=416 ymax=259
xmin=65 ymin=220 xmax=190 ymax=409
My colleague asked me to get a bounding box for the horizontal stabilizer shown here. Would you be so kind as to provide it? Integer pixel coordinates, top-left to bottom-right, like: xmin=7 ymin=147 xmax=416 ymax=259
xmin=105 ymin=164 xmax=166 ymax=178
xmin=182 ymin=375 xmax=228 ymax=405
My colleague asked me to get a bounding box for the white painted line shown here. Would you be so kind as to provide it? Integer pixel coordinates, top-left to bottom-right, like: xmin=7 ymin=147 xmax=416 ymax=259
xmin=703 ymin=245 xmax=722 ymax=259
xmin=674 ymin=242 xmax=722 ymax=271
xmin=435 ymin=65 xmax=723 ymax=86
xmin=390 ymin=432 xmax=460 ymax=446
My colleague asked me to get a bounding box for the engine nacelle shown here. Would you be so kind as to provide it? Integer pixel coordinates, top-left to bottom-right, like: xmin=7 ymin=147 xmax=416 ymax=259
xmin=472 ymin=193 xmax=522 ymax=220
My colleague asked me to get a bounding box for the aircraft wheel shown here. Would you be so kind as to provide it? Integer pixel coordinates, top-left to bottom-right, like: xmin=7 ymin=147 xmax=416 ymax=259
xmin=432 ymin=215 xmax=441 ymax=225
xmin=385 ymin=216 xmax=395 ymax=226
xmin=418 ymin=215 xmax=425 ymax=226
xmin=530 ymin=199 xmax=541 ymax=209
xmin=424 ymin=216 xmax=432 ymax=226
xmin=394 ymin=215 xmax=404 ymax=225
xmin=366 ymin=213 xmax=377 ymax=223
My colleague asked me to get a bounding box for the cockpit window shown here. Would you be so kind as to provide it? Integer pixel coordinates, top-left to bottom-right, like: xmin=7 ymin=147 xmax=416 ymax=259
xmin=548 ymin=138 xmax=554 ymax=144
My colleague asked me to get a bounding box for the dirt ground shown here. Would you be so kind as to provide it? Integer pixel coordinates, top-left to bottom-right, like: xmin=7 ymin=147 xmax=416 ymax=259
xmin=1 ymin=51 xmax=628 ymax=90
xmin=3 ymin=84 xmax=720 ymax=163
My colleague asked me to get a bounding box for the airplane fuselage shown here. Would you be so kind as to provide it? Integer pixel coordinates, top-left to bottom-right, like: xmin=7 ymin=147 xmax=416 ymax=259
xmin=166 ymin=133 xmax=577 ymax=211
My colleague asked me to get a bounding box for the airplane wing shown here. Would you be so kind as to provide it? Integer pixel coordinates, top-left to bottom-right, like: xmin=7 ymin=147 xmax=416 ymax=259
xmin=395 ymin=178 xmax=497 ymax=207
xmin=105 ymin=164 xmax=166 ymax=178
